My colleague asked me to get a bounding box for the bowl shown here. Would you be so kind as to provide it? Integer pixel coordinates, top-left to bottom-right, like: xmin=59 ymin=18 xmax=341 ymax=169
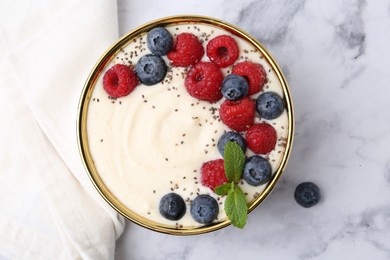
xmin=77 ymin=15 xmax=294 ymax=235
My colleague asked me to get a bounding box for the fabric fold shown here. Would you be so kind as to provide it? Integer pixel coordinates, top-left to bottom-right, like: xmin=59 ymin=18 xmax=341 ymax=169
xmin=0 ymin=0 xmax=125 ymax=258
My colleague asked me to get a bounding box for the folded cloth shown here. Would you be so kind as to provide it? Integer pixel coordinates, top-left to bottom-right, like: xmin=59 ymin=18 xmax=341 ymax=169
xmin=0 ymin=0 xmax=125 ymax=259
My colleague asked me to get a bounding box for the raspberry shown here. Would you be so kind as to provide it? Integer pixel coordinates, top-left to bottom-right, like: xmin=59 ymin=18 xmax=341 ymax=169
xmin=167 ymin=33 xmax=204 ymax=67
xmin=201 ymin=159 xmax=228 ymax=190
xmin=245 ymin=123 xmax=277 ymax=154
xmin=219 ymin=97 xmax=255 ymax=132
xmin=184 ymin=62 xmax=223 ymax=102
xmin=206 ymin=35 xmax=239 ymax=68
xmin=103 ymin=64 xmax=138 ymax=98
xmin=232 ymin=61 xmax=266 ymax=96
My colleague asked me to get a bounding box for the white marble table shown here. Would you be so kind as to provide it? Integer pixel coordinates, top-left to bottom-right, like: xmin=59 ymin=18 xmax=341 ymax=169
xmin=115 ymin=0 xmax=390 ymax=259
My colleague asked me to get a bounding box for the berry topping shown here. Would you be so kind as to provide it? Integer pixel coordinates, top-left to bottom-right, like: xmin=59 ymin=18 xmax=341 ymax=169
xmin=232 ymin=61 xmax=266 ymax=96
xmin=221 ymin=74 xmax=249 ymax=101
xmin=206 ymin=35 xmax=239 ymax=68
xmin=245 ymin=123 xmax=277 ymax=154
xmin=167 ymin=33 xmax=204 ymax=67
xmin=147 ymin=27 xmax=173 ymax=56
xmin=185 ymin=62 xmax=223 ymax=102
xmin=217 ymin=131 xmax=246 ymax=156
xmin=134 ymin=54 xmax=167 ymax=85
xmin=103 ymin=64 xmax=138 ymax=98
xmin=219 ymin=97 xmax=256 ymax=132
xmin=294 ymin=182 xmax=321 ymax=208
xmin=201 ymin=159 xmax=228 ymax=190
xmin=190 ymin=195 xmax=219 ymax=224
xmin=159 ymin=193 xmax=186 ymax=220
xmin=243 ymin=155 xmax=272 ymax=186
xmin=256 ymin=92 xmax=285 ymax=120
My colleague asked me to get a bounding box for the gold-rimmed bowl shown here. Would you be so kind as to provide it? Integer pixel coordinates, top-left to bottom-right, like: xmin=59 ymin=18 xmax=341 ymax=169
xmin=77 ymin=15 xmax=294 ymax=235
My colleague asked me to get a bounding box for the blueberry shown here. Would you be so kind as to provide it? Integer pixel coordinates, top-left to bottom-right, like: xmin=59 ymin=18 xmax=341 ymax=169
xmin=243 ymin=155 xmax=272 ymax=186
xmin=256 ymin=92 xmax=284 ymax=120
xmin=135 ymin=54 xmax=167 ymax=85
xmin=147 ymin=27 xmax=173 ymax=56
xmin=221 ymin=74 xmax=249 ymax=101
xmin=159 ymin=193 xmax=186 ymax=220
xmin=294 ymin=182 xmax=321 ymax=208
xmin=190 ymin=195 xmax=219 ymax=224
xmin=217 ymin=131 xmax=246 ymax=156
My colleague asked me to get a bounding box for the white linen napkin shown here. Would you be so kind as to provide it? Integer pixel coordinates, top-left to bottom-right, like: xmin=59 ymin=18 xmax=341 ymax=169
xmin=0 ymin=0 xmax=125 ymax=259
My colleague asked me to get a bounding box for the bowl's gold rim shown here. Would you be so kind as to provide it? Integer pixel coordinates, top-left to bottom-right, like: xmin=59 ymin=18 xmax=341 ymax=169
xmin=77 ymin=15 xmax=294 ymax=235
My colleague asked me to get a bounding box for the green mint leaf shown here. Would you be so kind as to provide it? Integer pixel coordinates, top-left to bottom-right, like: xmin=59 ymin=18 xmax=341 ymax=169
xmin=223 ymin=141 xmax=246 ymax=183
xmin=214 ymin=182 xmax=232 ymax=196
xmin=224 ymin=185 xmax=248 ymax=229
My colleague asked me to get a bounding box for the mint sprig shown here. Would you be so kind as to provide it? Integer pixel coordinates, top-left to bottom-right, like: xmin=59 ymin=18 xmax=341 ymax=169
xmin=223 ymin=141 xmax=246 ymax=183
xmin=213 ymin=141 xmax=248 ymax=229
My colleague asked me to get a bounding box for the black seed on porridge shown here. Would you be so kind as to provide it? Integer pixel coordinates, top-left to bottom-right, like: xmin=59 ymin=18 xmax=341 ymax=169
xmin=190 ymin=192 xmax=193 ymax=195
xmin=100 ymin=139 xmax=103 ymax=142
xmin=119 ymin=101 xmax=122 ymax=105
xmin=183 ymin=176 xmax=186 ymax=179
xmin=197 ymin=188 xmax=200 ymax=192
xmin=244 ymin=192 xmax=248 ymax=196
xmin=97 ymin=99 xmax=99 ymax=102
xmin=152 ymin=105 xmax=155 ymax=109
xmin=111 ymin=101 xmax=115 ymax=104
xmin=194 ymin=177 xmax=197 ymax=180
xmin=182 ymin=133 xmax=186 ymax=137
xmin=165 ymin=158 xmax=169 ymax=161
xmin=153 ymin=190 xmax=156 ymax=194
xmin=147 ymin=212 xmax=151 ymax=215
xmin=219 ymin=202 xmax=223 ymax=205
xmin=171 ymin=188 xmax=174 ymax=191
xmin=144 ymin=100 xmax=147 ymax=103
xmin=93 ymin=98 xmax=96 ymax=101
xmin=183 ymin=188 xmax=186 ymax=191
xmin=180 ymin=141 xmax=184 ymax=144
xmin=174 ymin=109 xmax=178 ymax=112
xmin=195 ymin=181 xmax=198 ymax=184
xmin=198 ymin=123 xmax=202 ymax=127
xmin=193 ymin=170 xmax=197 ymax=173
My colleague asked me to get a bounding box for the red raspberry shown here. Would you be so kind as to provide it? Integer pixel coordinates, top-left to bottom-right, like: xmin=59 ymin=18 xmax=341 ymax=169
xmin=201 ymin=159 xmax=228 ymax=190
xmin=245 ymin=123 xmax=277 ymax=154
xmin=206 ymin=35 xmax=239 ymax=68
xmin=103 ymin=64 xmax=138 ymax=98
xmin=232 ymin=61 xmax=266 ymax=96
xmin=219 ymin=97 xmax=255 ymax=132
xmin=185 ymin=62 xmax=223 ymax=102
xmin=167 ymin=33 xmax=204 ymax=67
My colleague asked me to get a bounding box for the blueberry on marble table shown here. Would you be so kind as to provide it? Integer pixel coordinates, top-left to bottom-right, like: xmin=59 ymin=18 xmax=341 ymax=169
xmin=294 ymin=182 xmax=321 ymax=208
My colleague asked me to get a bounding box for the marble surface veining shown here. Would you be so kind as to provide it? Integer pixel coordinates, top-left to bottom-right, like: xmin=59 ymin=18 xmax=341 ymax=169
xmin=115 ymin=0 xmax=390 ymax=259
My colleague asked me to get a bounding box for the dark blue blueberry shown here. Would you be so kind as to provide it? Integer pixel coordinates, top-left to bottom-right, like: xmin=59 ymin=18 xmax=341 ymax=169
xmin=217 ymin=131 xmax=246 ymax=156
xmin=159 ymin=193 xmax=186 ymax=220
xmin=135 ymin=54 xmax=167 ymax=85
xmin=294 ymin=182 xmax=321 ymax=208
xmin=147 ymin=27 xmax=173 ymax=56
xmin=243 ymin=155 xmax=272 ymax=186
xmin=256 ymin=92 xmax=284 ymax=120
xmin=190 ymin=195 xmax=219 ymax=224
xmin=221 ymin=74 xmax=249 ymax=101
